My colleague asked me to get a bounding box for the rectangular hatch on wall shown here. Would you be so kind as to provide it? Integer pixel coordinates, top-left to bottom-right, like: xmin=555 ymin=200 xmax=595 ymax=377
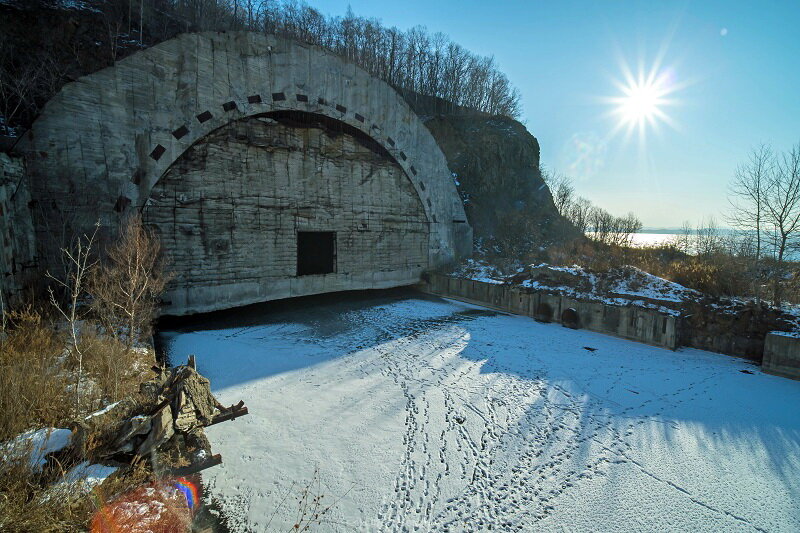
xmin=296 ymin=231 xmax=336 ymax=276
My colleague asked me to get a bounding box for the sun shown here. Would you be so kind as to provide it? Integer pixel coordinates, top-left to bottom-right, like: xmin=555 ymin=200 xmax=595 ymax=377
xmin=619 ymin=82 xmax=662 ymax=124
xmin=612 ymin=75 xmax=671 ymax=131
xmin=604 ymin=58 xmax=682 ymax=142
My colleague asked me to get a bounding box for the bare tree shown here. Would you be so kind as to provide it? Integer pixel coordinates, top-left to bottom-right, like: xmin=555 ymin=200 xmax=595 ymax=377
xmin=670 ymin=220 xmax=694 ymax=254
xmin=611 ymin=212 xmax=643 ymax=247
xmin=542 ymin=170 xmax=575 ymax=216
xmin=90 ymin=214 xmax=170 ymax=349
xmin=694 ymin=217 xmax=724 ymax=257
xmin=46 ymin=223 xmax=100 ymax=407
xmin=763 ymin=143 xmax=800 ymax=306
xmin=728 ymin=145 xmax=773 ymax=299
xmin=0 ymin=41 xmax=64 ymax=136
xmin=567 ymin=197 xmax=594 ymax=235
xmin=589 ymin=206 xmax=615 ymax=245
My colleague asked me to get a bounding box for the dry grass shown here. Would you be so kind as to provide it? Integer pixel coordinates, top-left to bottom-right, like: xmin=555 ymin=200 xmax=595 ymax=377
xmin=0 ymin=305 xmax=157 ymax=532
xmin=0 ymin=446 xmax=154 ymax=533
xmin=0 ymin=456 xmax=96 ymax=532
xmin=0 ymin=308 xmax=154 ymax=441
xmin=79 ymin=326 xmax=154 ymax=410
xmin=0 ymin=308 xmax=70 ymax=441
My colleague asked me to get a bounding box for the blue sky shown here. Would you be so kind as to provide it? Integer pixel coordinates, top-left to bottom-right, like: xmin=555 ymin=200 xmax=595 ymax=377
xmin=311 ymin=0 xmax=800 ymax=227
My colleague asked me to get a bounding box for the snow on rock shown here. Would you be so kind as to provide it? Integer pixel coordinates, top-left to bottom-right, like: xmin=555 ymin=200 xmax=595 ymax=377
xmin=47 ymin=462 xmax=118 ymax=498
xmin=88 ymin=482 xmax=192 ymax=532
xmin=770 ymin=330 xmax=800 ymax=339
xmin=84 ymin=401 xmax=121 ymax=420
xmin=160 ymin=293 xmax=800 ymax=532
xmin=2 ymin=428 xmax=72 ymax=470
xmin=61 ymin=461 xmax=117 ymax=486
xmin=607 ymin=267 xmax=700 ymax=303
xmin=0 ymin=0 xmax=101 ymax=12
xmin=454 ymin=260 xmax=705 ymax=317
xmin=452 ymin=258 xmax=507 ymax=284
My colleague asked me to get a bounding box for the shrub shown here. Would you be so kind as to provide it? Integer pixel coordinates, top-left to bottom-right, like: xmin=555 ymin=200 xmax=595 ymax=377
xmin=90 ymin=214 xmax=170 ymax=349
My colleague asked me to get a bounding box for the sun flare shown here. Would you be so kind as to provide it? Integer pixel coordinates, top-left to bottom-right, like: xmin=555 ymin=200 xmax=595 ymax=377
xmin=613 ymin=76 xmax=671 ymax=131
xmin=619 ymin=82 xmax=662 ymax=123
xmin=605 ymin=59 xmax=682 ymax=142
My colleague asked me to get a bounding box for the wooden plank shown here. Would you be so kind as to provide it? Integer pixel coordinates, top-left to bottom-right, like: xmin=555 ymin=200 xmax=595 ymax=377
xmin=169 ymin=454 xmax=222 ymax=477
xmin=208 ymin=401 xmax=249 ymax=426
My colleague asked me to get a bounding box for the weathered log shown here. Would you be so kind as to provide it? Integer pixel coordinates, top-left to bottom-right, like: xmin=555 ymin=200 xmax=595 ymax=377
xmin=136 ymin=404 xmax=174 ymax=457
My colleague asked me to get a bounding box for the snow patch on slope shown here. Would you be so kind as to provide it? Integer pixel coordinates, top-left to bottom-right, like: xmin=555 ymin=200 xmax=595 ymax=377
xmin=2 ymin=428 xmax=72 ymax=470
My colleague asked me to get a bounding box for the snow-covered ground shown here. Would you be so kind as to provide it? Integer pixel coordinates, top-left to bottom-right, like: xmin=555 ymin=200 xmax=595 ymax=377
xmin=159 ymin=291 xmax=800 ymax=532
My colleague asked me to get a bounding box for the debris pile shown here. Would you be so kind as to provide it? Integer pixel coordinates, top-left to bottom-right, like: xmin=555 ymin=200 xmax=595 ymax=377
xmin=2 ymin=355 xmax=247 ymax=525
xmin=81 ymin=355 xmax=249 ymax=477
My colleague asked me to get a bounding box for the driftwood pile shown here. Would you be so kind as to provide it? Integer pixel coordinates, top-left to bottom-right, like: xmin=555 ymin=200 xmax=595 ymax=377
xmin=76 ymin=355 xmax=248 ymax=476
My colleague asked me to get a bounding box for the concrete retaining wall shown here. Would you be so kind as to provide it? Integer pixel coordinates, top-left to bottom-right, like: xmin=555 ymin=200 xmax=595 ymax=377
xmin=420 ymin=274 xmax=679 ymax=350
xmin=763 ymin=333 xmax=800 ymax=380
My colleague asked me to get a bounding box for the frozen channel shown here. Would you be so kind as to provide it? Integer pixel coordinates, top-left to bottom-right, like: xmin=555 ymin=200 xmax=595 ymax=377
xmin=157 ymin=289 xmax=800 ymax=532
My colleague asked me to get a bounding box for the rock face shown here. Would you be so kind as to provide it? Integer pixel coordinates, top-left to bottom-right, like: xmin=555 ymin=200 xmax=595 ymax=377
xmin=0 ymin=153 xmax=36 ymax=304
xmin=680 ymin=300 xmax=794 ymax=361
xmin=401 ymin=91 xmax=579 ymax=254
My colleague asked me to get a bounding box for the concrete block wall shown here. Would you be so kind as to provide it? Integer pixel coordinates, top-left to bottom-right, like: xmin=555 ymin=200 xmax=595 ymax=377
xmin=420 ymin=273 xmax=679 ymax=350
xmin=763 ymin=333 xmax=800 ymax=380
xmin=145 ymin=116 xmax=430 ymax=315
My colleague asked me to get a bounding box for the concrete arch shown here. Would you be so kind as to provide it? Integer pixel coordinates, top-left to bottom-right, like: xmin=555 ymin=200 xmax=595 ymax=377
xmin=18 ymin=33 xmax=470 ymax=256
xmin=151 ymin=108 xmax=431 ymax=219
xmin=17 ymin=32 xmax=471 ymax=313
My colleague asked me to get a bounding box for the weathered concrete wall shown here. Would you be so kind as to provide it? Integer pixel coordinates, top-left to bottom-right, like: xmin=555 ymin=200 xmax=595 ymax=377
xmin=0 ymin=153 xmax=36 ymax=305
xmin=16 ymin=32 xmax=471 ymax=314
xmin=419 ymin=273 xmax=679 ymax=350
xmin=146 ymin=115 xmax=430 ymax=314
xmin=763 ymin=333 xmax=800 ymax=380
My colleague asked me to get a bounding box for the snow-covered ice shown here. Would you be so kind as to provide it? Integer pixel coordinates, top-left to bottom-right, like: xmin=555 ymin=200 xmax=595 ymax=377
xmin=159 ymin=291 xmax=800 ymax=532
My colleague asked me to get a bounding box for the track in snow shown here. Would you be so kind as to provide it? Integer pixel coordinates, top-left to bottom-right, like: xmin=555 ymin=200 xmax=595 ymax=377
xmin=158 ymin=290 xmax=800 ymax=532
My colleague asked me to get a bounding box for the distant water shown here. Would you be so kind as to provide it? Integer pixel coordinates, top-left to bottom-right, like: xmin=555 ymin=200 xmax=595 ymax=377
xmin=629 ymin=232 xmax=682 ymax=248
xmin=627 ymin=230 xmax=800 ymax=260
xmin=588 ymin=231 xmax=688 ymax=249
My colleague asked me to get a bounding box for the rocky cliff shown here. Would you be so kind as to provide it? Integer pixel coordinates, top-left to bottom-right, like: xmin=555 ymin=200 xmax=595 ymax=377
xmin=400 ymin=90 xmax=579 ymax=257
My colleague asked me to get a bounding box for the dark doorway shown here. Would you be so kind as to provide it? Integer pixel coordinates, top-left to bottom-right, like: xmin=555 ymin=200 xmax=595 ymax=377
xmin=297 ymin=231 xmax=336 ymax=276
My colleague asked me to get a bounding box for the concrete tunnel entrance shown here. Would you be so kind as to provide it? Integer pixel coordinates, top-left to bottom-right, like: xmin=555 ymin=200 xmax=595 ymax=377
xmin=18 ymin=33 xmax=472 ymax=316
xmin=297 ymin=231 xmax=337 ymax=276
